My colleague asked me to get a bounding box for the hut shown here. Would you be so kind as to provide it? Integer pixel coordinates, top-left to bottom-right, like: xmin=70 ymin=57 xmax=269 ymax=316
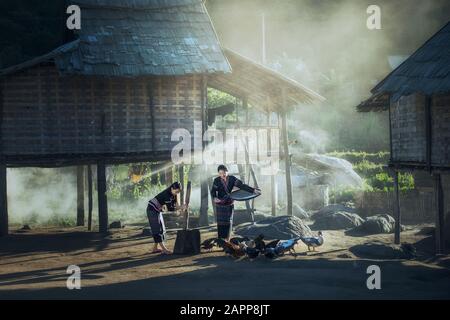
xmin=0 ymin=0 xmax=323 ymax=236
xmin=357 ymin=21 xmax=450 ymax=253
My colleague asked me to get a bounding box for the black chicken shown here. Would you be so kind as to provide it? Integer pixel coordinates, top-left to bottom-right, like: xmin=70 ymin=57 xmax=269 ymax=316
xmin=265 ymin=239 xmax=280 ymax=249
xmin=201 ymin=238 xmax=219 ymax=251
xmin=230 ymin=236 xmax=250 ymax=246
xmin=254 ymin=234 xmax=266 ymax=251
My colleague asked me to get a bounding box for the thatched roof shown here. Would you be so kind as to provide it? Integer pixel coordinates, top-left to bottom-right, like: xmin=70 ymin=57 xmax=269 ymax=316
xmin=358 ymin=21 xmax=450 ymax=112
xmin=1 ymin=0 xmax=230 ymax=77
xmin=209 ymin=49 xmax=325 ymax=112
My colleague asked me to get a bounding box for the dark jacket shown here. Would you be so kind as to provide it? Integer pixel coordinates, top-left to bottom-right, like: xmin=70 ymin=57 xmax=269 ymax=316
xmin=148 ymin=187 xmax=177 ymax=212
xmin=210 ymin=175 xmax=255 ymax=206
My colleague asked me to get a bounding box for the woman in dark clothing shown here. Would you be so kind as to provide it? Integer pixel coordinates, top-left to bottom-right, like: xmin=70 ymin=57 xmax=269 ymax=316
xmin=147 ymin=182 xmax=183 ymax=254
xmin=210 ymin=165 xmax=260 ymax=241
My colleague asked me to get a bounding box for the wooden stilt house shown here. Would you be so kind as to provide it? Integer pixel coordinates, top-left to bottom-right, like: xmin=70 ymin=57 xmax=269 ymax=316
xmin=358 ymin=21 xmax=450 ymax=253
xmin=0 ymin=0 xmax=323 ymax=236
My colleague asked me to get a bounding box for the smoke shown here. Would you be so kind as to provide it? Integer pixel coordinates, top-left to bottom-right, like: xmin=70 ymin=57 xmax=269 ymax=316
xmin=206 ymin=0 xmax=450 ymax=152
xmin=7 ymin=167 xmax=77 ymax=225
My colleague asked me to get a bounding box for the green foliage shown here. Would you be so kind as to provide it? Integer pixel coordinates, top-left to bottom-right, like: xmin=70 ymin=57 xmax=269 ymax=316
xmin=207 ymin=88 xmax=235 ymax=109
xmin=327 ymin=151 xmax=390 ymax=164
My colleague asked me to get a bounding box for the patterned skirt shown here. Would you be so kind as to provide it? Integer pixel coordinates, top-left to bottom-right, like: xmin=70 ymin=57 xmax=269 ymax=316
xmin=216 ymin=204 xmax=234 ymax=239
xmin=147 ymin=205 xmax=166 ymax=243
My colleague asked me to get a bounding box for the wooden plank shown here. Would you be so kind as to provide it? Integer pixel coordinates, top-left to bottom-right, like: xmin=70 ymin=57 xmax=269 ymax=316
xmin=87 ymin=164 xmax=93 ymax=231
xmin=76 ymin=166 xmax=85 ymax=226
xmin=281 ymin=89 xmax=293 ymax=216
xmin=393 ymin=170 xmax=401 ymax=244
xmin=97 ymin=161 xmax=108 ymax=233
xmin=434 ymin=173 xmax=445 ymax=254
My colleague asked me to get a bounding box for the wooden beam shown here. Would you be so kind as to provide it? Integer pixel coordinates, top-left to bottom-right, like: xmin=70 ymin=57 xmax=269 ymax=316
xmin=87 ymin=164 xmax=93 ymax=231
xmin=393 ymin=170 xmax=401 ymax=244
xmin=281 ymin=89 xmax=293 ymax=216
xmin=76 ymin=166 xmax=85 ymax=226
xmin=434 ymin=173 xmax=445 ymax=254
xmin=97 ymin=161 xmax=108 ymax=234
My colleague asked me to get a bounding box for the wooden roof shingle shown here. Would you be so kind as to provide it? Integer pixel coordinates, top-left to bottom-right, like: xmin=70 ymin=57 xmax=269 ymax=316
xmin=1 ymin=0 xmax=230 ymax=77
xmin=358 ymin=21 xmax=450 ymax=112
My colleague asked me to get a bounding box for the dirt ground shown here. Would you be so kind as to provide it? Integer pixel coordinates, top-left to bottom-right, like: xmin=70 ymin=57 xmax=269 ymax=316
xmin=0 ymin=224 xmax=449 ymax=300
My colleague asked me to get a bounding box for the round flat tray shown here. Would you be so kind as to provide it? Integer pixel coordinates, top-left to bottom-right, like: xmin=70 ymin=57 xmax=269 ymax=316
xmin=229 ymin=189 xmax=260 ymax=201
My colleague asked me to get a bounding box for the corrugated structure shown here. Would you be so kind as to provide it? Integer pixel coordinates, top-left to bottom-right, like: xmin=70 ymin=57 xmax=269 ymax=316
xmin=356 ymin=21 xmax=450 ymax=253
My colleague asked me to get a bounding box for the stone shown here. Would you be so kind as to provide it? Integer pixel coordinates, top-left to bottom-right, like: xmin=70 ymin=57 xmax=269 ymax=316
xmin=109 ymin=221 xmax=123 ymax=229
xmin=347 ymin=214 xmax=405 ymax=235
xmin=235 ymin=215 xmax=312 ymax=240
xmin=312 ymin=211 xmax=364 ymax=230
xmin=313 ymin=204 xmax=357 ymax=219
xmin=349 ymin=242 xmax=416 ymax=259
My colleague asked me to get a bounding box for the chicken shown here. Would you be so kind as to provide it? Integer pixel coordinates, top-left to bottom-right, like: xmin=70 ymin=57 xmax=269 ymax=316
xmin=254 ymin=234 xmax=266 ymax=251
xmin=275 ymin=237 xmax=301 ymax=256
xmin=210 ymin=238 xmax=245 ymax=258
xmin=300 ymin=231 xmax=324 ymax=252
xmin=201 ymin=238 xmax=219 ymax=251
xmin=230 ymin=236 xmax=250 ymax=246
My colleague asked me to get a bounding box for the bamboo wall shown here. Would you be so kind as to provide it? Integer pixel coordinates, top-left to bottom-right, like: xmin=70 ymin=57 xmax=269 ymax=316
xmin=390 ymin=93 xmax=450 ymax=167
xmin=0 ymin=64 xmax=204 ymax=165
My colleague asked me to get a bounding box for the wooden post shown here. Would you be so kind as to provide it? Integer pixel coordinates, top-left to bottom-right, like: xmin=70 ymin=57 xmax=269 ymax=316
xmin=0 ymin=164 xmax=7 ymax=237
xmin=208 ymin=178 xmax=217 ymax=223
xmin=0 ymin=81 xmax=7 ymax=237
xmin=434 ymin=173 xmax=445 ymax=254
xmin=97 ymin=161 xmax=108 ymax=233
xmin=393 ymin=170 xmax=401 ymax=244
xmin=281 ymin=89 xmax=293 ymax=216
xmin=199 ymin=75 xmax=209 ymax=226
xmin=150 ymin=163 xmax=158 ymax=185
xmin=87 ymin=165 xmax=93 ymax=231
xmin=178 ymin=165 xmax=184 ymax=206
xmin=165 ymin=167 xmax=173 ymax=185
xmin=76 ymin=166 xmax=85 ymax=226
xmin=268 ymin=111 xmax=277 ymax=216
